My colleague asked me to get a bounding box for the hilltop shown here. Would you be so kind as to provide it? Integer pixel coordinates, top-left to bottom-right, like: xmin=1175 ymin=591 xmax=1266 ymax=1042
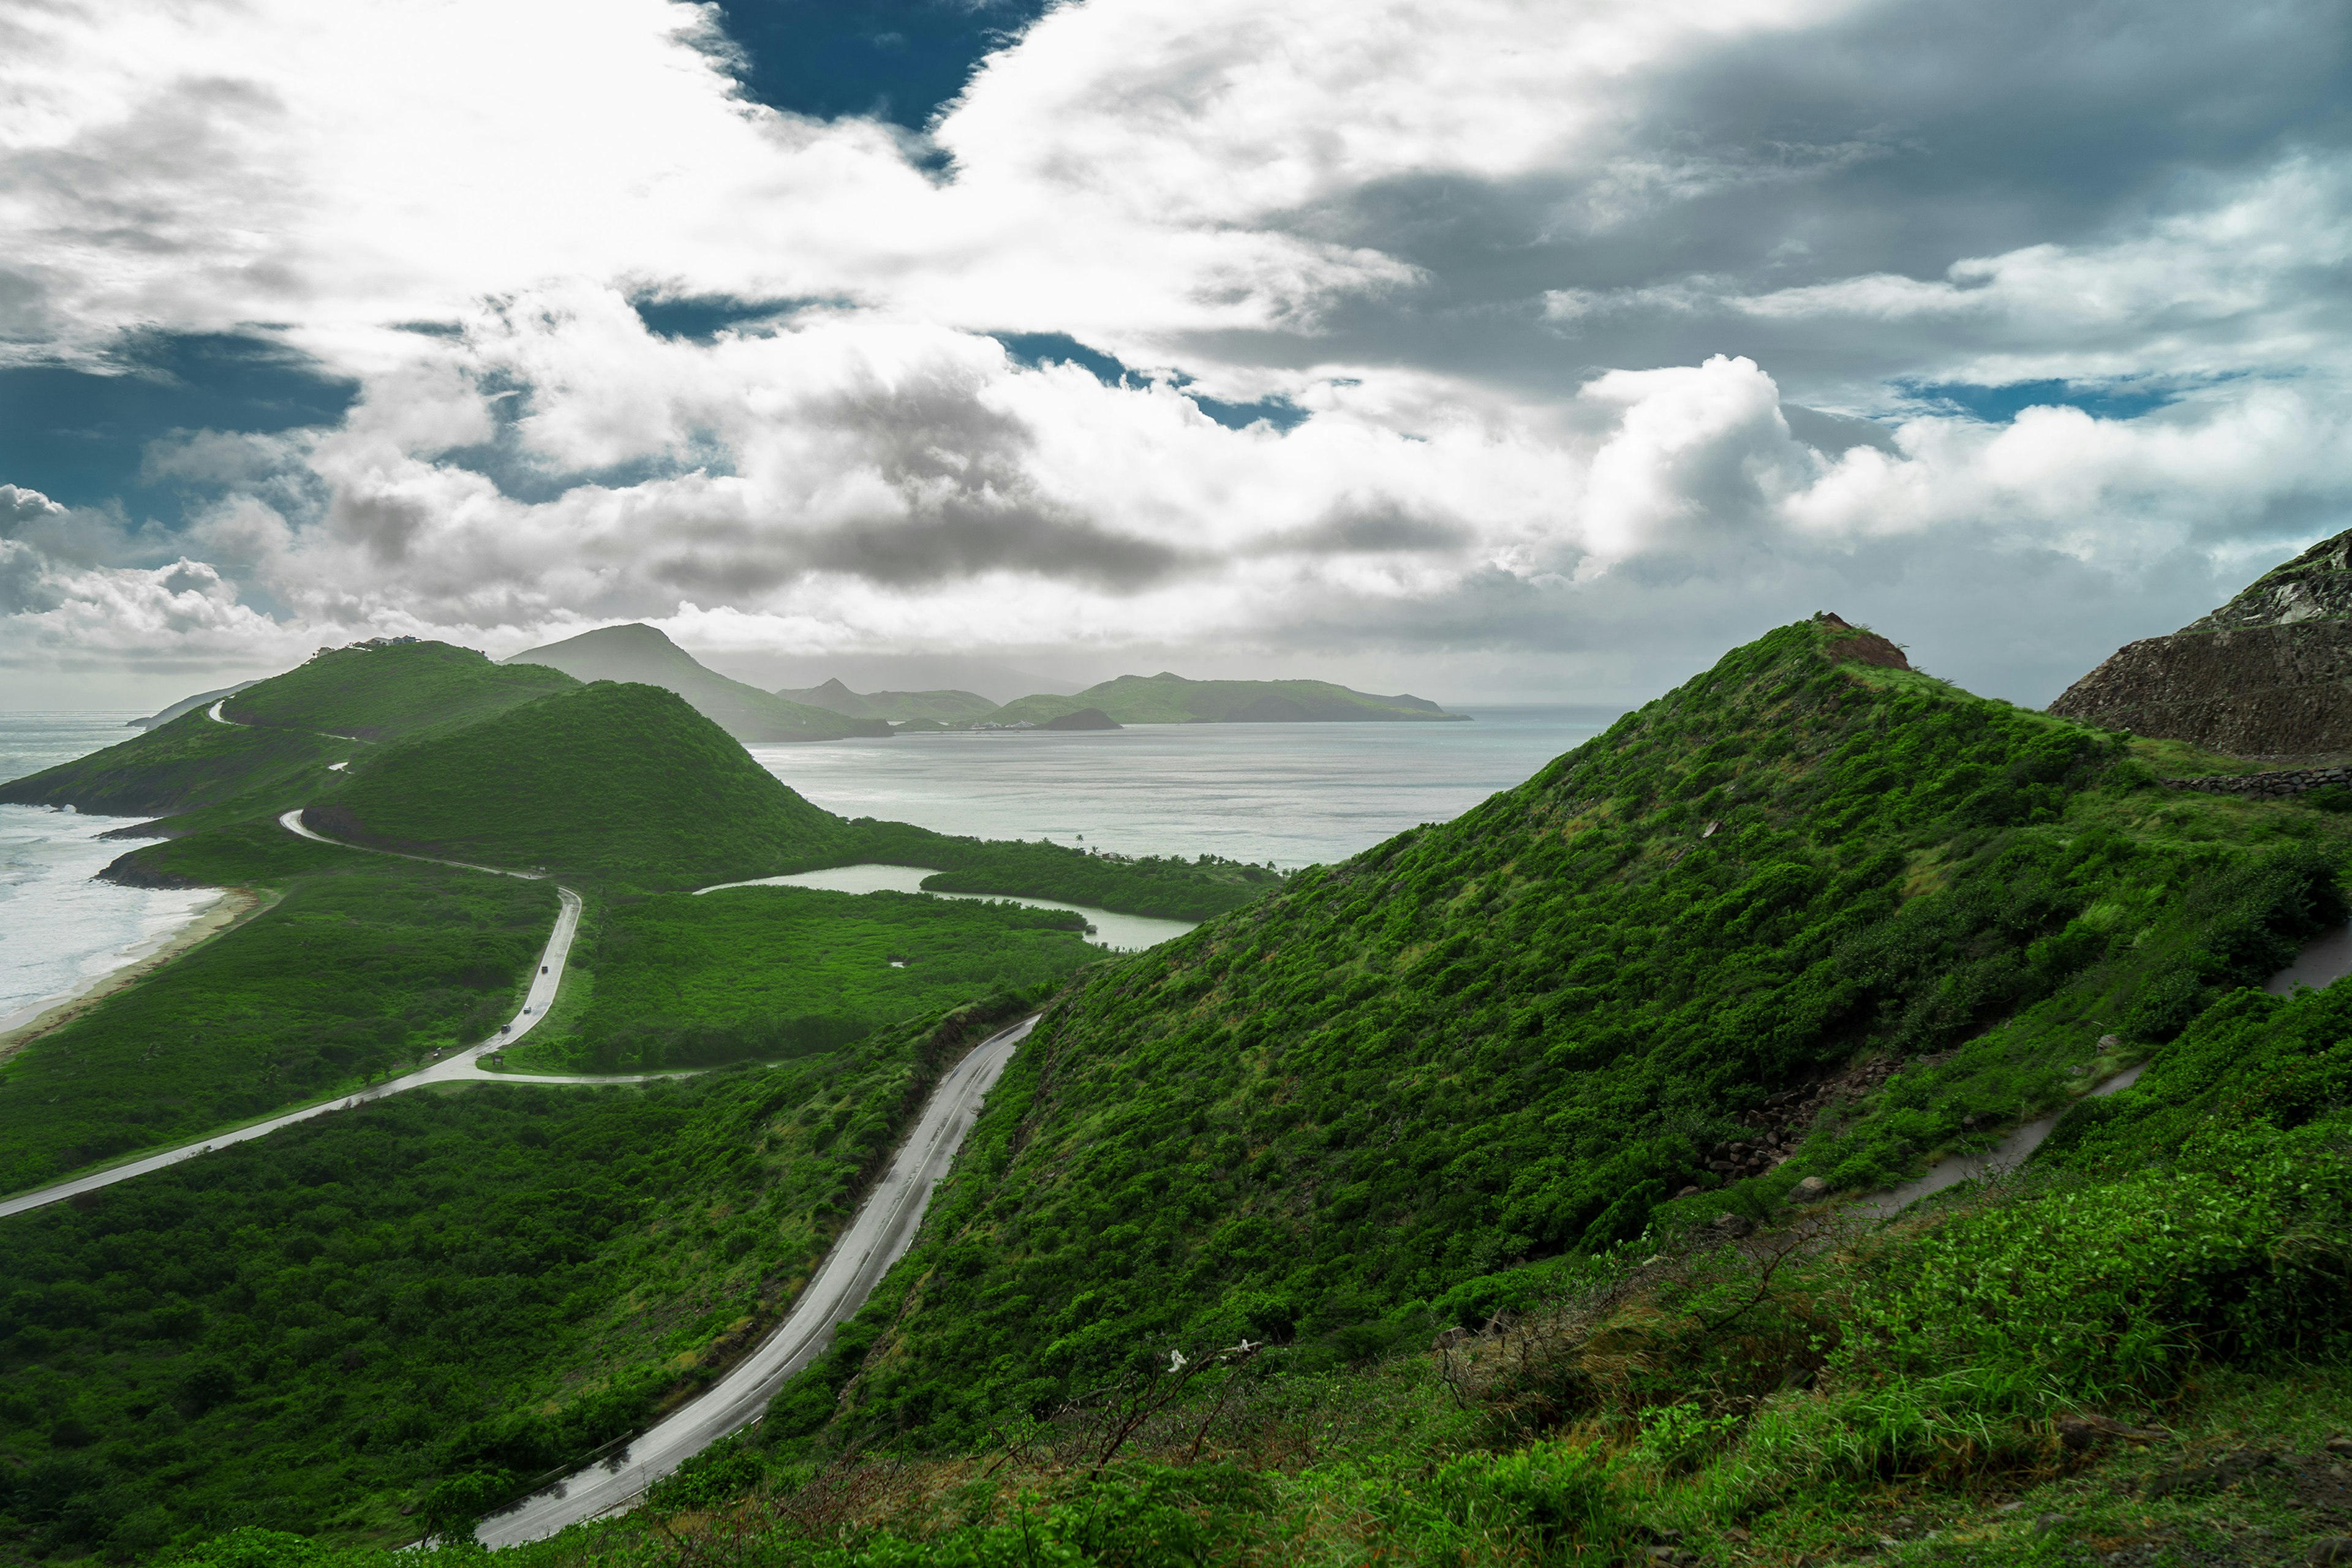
xmin=309 ymin=682 xmax=847 ymax=889
xmin=0 ymin=639 xmax=573 ymax=827
xmin=2051 ymin=526 xmax=2352 ymax=758
xmin=801 ymin=614 xmax=2348 ymax=1444
xmin=991 ymin=672 xmax=1464 ymax=725
xmin=507 ymin=625 xmax=890 ymax=743
xmin=222 ymin=640 xmax=575 ymax=742
xmin=774 ymin=677 xmax=997 ymax=725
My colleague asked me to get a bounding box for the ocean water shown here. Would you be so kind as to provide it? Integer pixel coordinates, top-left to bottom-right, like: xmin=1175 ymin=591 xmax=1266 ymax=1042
xmin=748 ymin=706 xmax=1618 ymax=869
xmin=0 ymin=704 xmax=1616 ymax=1012
xmin=0 ymin=714 xmax=224 ymax=1033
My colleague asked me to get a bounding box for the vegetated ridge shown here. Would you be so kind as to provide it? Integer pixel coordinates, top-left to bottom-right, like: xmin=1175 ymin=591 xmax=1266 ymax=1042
xmin=0 ymin=640 xmax=576 ymax=828
xmin=841 ymin=820 xmax=1280 ymax=921
xmin=990 ymin=672 xmax=1464 ymax=726
xmin=799 ymin=614 xmax=2348 ymax=1449
xmin=307 ymin=682 xmax=849 ymax=889
xmin=127 ymin=681 xmax=258 ymax=729
xmin=508 ymin=625 xmax=891 ymax=743
xmin=222 ymin=641 xmax=575 ymax=743
xmin=2050 ymin=524 xmax=2352 ymax=759
xmin=774 ymin=679 xmax=998 ymax=725
xmin=0 ymin=998 xmax=1043 ymax=1556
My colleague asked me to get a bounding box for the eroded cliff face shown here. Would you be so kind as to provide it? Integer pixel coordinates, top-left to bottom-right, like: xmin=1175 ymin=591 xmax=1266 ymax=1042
xmin=2049 ymin=527 xmax=2352 ymax=760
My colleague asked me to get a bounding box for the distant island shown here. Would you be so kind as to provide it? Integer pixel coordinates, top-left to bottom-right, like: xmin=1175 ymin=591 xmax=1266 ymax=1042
xmin=784 ymin=671 xmax=1466 ymax=729
xmin=508 ymin=625 xmax=891 ymax=744
xmin=773 ymin=677 xmax=998 ymax=725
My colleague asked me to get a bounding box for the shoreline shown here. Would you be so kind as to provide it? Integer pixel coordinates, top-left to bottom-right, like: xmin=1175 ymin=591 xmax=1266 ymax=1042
xmin=0 ymin=886 xmax=263 ymax=1063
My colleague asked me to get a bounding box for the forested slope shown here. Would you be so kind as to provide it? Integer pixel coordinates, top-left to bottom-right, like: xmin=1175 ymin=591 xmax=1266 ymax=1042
xmin=0 ymin=641 xmax=572 ymax=824
xmin=0 ymin=704 xmax=350 ymax=821
xmin=0 ymin=1000 xmax=1036 ymax=1558
xmin=816 ymin=616 xmax=2350 ymax=1446
xmin=222 ymin=641 xmax=576 ymax=742
xmin=311 ymin=683 xmax=847 ymax=888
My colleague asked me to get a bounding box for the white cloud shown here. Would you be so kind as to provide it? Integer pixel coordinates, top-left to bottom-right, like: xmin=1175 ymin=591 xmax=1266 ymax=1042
xmin=1 ymin=0 xmax=2348 ymax=704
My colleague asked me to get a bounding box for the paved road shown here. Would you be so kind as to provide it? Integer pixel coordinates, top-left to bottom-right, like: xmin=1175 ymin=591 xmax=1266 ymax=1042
xmin=475 ymin=1013 xmax=1039 ymax=1547
xmin=0 ymin=817 xmax=595 ymax=1221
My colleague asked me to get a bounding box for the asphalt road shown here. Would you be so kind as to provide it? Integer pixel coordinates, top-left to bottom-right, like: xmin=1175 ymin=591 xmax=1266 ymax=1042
xmin=474 ymin=1013 xmax=1039 ymax=1547
xmin=0 ymin=816 xmax=592 ymax=1221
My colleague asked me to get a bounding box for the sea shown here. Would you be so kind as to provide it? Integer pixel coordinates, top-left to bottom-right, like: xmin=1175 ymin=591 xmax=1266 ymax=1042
xmin=0 ymin=714 xmax=225 ymax=1035
xmin=0 ymin=704 xmax=1616 ymax=1019
xmin=745 ymin=706 xmax=1616 ymax=869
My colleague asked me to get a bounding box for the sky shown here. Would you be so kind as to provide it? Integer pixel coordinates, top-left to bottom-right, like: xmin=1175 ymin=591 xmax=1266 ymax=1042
xmin=1 ymin=0 xmax=2348 ymax=710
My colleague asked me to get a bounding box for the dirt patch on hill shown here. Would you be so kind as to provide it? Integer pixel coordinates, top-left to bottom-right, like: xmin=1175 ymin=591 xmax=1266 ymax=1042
xmin=1815 ymin=612 xmax=1913 ymax=671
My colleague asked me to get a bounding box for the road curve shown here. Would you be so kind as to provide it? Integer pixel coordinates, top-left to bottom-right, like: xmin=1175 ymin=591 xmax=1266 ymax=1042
xmin=475 ymin=1014 xmax=1039 ymax=1547
xmin=0 ymin=819 xmax=594 ymax=1221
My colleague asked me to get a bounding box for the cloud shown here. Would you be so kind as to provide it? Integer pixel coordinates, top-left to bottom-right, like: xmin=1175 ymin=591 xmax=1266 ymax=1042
xmin=0 ymin=0 xmax=2347 ymax=704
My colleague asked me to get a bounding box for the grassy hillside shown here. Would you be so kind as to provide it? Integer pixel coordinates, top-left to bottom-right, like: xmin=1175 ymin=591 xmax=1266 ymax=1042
xmin=0 ymin=1000 xmax=1034 ymax=1560
xmin=0 ymin=842 xmax=554 ymax=1195
xmin=775 ymin=679 xmax=997 ymax=725
xmin=792 ymin=617 xmax=2348 ymax=1446
xmin=156 ymin=968 xmax=2352 ymax=1568
xmin=844 ymin=819 xmax=1283 ymax=920
xmin=513 ymin=886 xmax=1099 ymax=1072
xmin=222 ymin=641 xmax=576 ymax=742
xmin=0 ymin=641 xmax=572 ymax=824
xmin=0 ymin=704 xmax=352 ymax=821
xmin=992 ymin=672 xmax=1464 ymax=725
xmin=312 ymin=682 xmax=848 ymax=888
xmin=508 ymin=625 xmax=891 ymax=743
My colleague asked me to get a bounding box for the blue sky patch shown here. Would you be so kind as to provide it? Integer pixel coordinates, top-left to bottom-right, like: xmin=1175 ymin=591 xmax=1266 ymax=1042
xmin=994 ymin=333 xmax=1310 ymax=432
xmin=713 ymin=0 xmax=1049 ymax=127
xmin=631 ymin=295 xmax=816 ymax=341
xmin=1901 ymin=379 xmax=2177 ymax=424
xmin=0 ymin=333 xmax=356 ymax=520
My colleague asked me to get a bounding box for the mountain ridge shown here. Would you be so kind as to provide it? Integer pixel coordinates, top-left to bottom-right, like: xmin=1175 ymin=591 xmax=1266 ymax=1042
xmin=507 ymin=625 xmax=892 ymax=743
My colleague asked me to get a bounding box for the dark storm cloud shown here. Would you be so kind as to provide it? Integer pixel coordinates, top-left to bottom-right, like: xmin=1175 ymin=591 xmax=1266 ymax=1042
xmin=1203 ymin=0 xmax=2352 ymax=406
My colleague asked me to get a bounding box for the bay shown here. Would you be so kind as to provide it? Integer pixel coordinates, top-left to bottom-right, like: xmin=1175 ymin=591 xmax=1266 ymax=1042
xmin=748 ymin=705 xmax=1615 ymax=870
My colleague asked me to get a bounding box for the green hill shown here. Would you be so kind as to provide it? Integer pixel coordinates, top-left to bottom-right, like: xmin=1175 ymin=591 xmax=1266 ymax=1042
xmin=990 ymin=671 xmax=1465 ymax=725
xmin=0 ymin=640 xmax=575 ymax=825
xmin=807 ymin=615 xmax=2350 ymax=1443
xmin=0 ymin=704 xmax=351 ymax=823
xmin=312 ymin=682 xmax=848 ymax=888
xmin=223 ymin=639 xmax=575 ymax=741
xmin=775 ymin=677 xmax=998 ymax=724
xmin=507 ymin=625 xmax=891 ymax=742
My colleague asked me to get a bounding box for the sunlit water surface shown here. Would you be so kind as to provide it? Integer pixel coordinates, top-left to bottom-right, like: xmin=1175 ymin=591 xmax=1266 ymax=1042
xmin=749 ymin=706 xmax=1615 ymax=869
xmin=0 ymin=714 xmax=223 ymax=1032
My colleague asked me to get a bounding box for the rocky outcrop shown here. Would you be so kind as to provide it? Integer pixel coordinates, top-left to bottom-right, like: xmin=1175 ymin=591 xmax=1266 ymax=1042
xmin=2185 ymin=529 xmax=2352 ymax=630
xmin=2160 ymin=764 xmax=2352 ymax=799
xmin=2049 ymin=528 xmax=2352 ymax=760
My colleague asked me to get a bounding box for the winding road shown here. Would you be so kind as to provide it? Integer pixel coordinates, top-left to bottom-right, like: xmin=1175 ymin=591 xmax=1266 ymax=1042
xmin=2 ymin=805 xmax=1048 ymax=1547
xmin=477 ymin=1014 xmax=1038 ymax=1546
xmin=0 ymin=813 xmax=601 ymax=1221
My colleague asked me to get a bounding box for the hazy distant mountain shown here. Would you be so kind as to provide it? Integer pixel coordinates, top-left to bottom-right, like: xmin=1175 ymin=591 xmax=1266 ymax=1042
xmin=127 ymin=680 xmax=260 ymax=728
xmin=505 ymin=625 xmax=891 ymax=743
xmin=775 ymin=678 xmax=998 ymax=725
xmin=989 ymin=673 xmax=1466 ymax=726
xmin=709 ymin=651 xmax=1074 ymax=707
